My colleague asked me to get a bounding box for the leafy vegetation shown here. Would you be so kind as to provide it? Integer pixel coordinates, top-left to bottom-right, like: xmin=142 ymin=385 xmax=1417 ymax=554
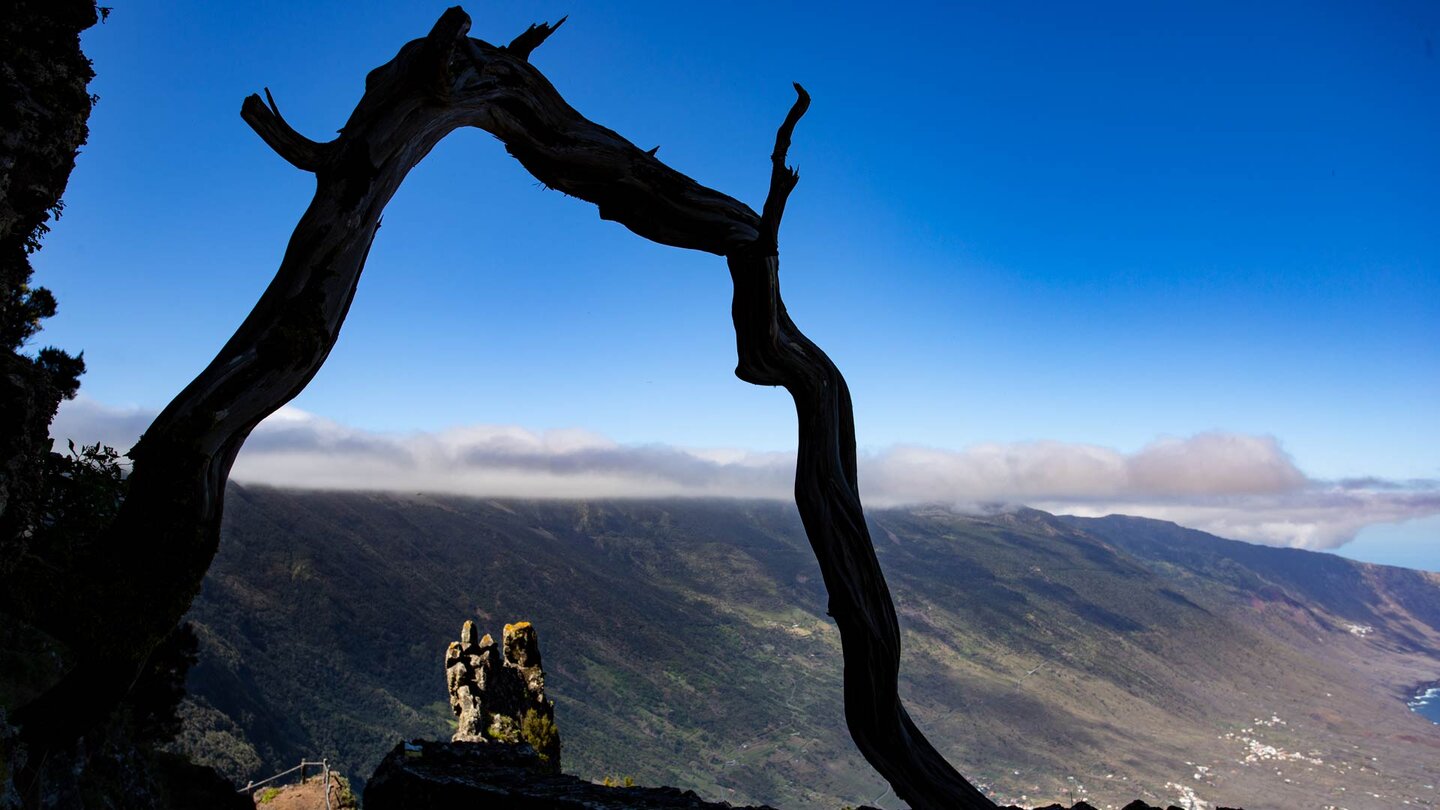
xmin=521 ymin=708 xmax=560 ymax=768
xmin=600 ymin=774 xmax=636 ymax=787
xmin=488 ymin=714 xmax=519 ymax=743
xmin=331 ymin=772 xmax=359 ymax=809
xmin=0 ymin=0 xmax=96 ymax=580
xmin=14 ymin=442 xmax=128 ymax=596
xmin=160 ymin=695 xmax=262 ymax=782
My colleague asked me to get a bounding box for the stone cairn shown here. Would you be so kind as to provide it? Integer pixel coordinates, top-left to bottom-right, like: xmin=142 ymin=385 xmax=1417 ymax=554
xmin=445 ymin=620 xmax=561 ymax=770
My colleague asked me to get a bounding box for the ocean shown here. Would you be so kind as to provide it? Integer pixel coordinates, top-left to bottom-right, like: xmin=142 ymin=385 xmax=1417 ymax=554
xmin=1409 ymin=686 xmax=1440 ymax=724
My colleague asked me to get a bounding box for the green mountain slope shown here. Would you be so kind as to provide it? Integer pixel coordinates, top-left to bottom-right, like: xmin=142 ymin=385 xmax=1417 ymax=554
xmin=177 ymin=488 xmax=1440 ymax=809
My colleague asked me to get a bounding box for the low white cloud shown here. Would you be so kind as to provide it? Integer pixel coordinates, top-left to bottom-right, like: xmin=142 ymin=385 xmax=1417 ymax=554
xmin=863 ymin=432 xmax=1307 ymax=504
xmin=50 ymin=397 xmax=793 ymax=501
xmin=51 ymin=396 xmax=1440 ymax=551
xmin=1037 ymin=491 xmax=1440 ymax=552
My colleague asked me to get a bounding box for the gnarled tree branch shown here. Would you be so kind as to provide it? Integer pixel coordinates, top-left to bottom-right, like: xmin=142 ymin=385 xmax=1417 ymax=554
xmin=506 ymin=15 xmax=567 ymax=61
xmin=238 ymin=88 xmax=332 ymax=172
xmin=15 ymin=8 xmax=995 ymax=807
xmin=725 ymin=85 xmax=996 ymax=810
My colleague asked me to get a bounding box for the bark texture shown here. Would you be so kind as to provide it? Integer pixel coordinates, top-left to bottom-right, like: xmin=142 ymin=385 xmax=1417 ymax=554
xmin=15 ymin=8 xmax=995 ymax=807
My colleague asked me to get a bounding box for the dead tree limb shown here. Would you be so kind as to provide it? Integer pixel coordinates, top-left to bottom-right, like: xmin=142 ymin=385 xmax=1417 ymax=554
xmin=726 ymin=86 xmax=996 ymax=810
xmin=15 ymin=8 xmax=996 ymax=807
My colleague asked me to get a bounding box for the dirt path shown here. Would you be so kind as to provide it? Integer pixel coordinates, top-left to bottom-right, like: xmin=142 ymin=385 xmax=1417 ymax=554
xmin=251 ymin=773 xmax=349 ymax=810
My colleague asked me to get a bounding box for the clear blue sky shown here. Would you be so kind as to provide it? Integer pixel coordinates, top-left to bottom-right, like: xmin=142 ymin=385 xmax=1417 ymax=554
xmin=31 ymin=1 xmax=1440 ymax=567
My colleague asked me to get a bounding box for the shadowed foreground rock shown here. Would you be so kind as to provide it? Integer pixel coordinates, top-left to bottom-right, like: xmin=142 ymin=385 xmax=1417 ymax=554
xmin=361 ymin=740 xmax=1245 ymax=810
xmin=363 ymin=739 xmax=1245 ymax=810
xmin=364 ymin=739 xmax=776 ymax=810
xmin=1002 ymin=795 xmax=1249 ymax=801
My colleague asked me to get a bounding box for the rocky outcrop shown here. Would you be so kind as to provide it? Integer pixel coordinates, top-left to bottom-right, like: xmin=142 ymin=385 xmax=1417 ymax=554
xmin=365 ymin=620 xmax=771 ymax=808
xmin=365 ymin=738 xmax=776 ymax=810
xmin=445 ymin=620 xmax=560 ymax=769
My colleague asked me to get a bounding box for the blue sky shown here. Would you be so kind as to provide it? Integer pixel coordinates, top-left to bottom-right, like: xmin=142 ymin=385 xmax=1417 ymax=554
xmin=33 ymin=1 xmax=1440 ymax=568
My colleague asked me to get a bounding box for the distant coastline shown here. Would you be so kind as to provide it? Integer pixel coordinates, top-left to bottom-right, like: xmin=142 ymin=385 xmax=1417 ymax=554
xmin=1408 ymin=680 xmax=1440 ymax=725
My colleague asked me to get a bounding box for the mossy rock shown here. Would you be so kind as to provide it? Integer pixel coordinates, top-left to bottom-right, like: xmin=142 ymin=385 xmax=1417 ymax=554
xmin=487 ymin=714 xmax=520 ymax=744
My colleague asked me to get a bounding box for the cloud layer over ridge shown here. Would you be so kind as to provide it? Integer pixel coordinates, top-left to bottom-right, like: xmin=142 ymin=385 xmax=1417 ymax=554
xmin=52 ymin=397 xmax=1439 ymax=551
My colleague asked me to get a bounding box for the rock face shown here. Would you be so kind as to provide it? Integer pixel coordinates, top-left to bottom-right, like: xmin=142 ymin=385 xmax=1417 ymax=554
xmin=444 ymin=620 xmax=560 ymax=769
xmin=361 ymin=740 xmax=1237 ymax=810
xmin=999 ymin=803 xmax=1244 ymax=810
xmin=365 ymin=738 xmax=775 ymax=810
xmin=361 ymin=737 xmax=1246 ymax=810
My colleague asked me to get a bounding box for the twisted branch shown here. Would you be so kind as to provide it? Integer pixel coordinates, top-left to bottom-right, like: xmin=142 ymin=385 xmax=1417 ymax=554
xmin=725 ymin=85 xmax=996 ymax=810
xmin=506 ymin=15 xmax=567 ymax=61
xmin=14 ymin=8 xmax=995 ymax=806
xmin=238 ymin=88 xmax=331 ymax=171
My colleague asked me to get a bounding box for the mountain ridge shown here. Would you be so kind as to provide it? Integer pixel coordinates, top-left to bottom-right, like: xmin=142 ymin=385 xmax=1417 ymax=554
xmin=174 ymin=486 xmax=1440 ymax=809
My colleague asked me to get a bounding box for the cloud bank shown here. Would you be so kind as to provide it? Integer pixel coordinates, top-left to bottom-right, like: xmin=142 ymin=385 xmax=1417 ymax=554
xmin=52 ymin=397 xmax=1439 ymax=551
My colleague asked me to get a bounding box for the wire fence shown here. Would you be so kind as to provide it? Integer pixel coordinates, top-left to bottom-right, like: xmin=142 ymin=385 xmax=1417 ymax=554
xmin=236 ymin=759 xmax=336 ymax=808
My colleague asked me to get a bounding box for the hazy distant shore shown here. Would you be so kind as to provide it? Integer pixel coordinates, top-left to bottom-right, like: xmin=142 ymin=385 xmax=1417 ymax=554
xmin=1408 ymin=681 xmax=1440 ymax=724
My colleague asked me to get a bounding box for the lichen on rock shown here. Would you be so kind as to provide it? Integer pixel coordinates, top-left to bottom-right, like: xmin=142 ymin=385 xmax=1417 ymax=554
xmin=444 ymin=619 xmax=560 ymax=770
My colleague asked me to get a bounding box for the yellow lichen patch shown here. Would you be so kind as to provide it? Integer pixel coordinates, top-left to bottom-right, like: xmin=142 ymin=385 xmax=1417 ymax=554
xmin=479 ymin=634 xmax=493 ymax=647
xmin=504 ymin=621 xmax=533 ymax=635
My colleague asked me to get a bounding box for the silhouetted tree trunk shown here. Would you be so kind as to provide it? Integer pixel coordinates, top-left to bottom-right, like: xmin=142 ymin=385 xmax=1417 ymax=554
xmin=15 ymin=8 xmax=996 ymax=807
xmin=725 ymin=92 xmax=997 ymax=809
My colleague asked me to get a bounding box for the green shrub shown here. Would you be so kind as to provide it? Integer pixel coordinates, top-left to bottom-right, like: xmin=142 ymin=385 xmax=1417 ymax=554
xmin=520 ymin=708 xmax=559 ymax=769
xmin=331 ymin=773 xmax=359 ymax=809
xmin=257 ymin=786 xmax=281 ymax=803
